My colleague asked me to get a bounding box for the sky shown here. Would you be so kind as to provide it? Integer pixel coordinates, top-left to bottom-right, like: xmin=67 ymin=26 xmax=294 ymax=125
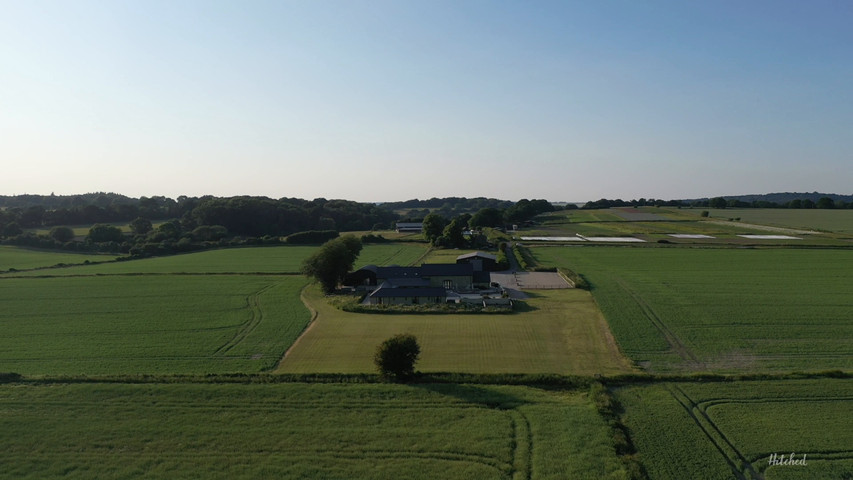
xmin=2 ymin=0 xmax=851 ymax=203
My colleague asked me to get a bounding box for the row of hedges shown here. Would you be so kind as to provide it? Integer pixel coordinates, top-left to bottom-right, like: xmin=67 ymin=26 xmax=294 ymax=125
xmin=495 ymin=242 xmax=511 ymax=270
xmin=558 ymin=267 xmax=590 ymax=289
xmin=513 ymin=243 xmax=536 ymax=270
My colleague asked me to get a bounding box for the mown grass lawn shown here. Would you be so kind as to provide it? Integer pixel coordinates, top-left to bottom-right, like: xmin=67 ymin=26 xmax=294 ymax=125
xmin=277 ymin=286 xmax=635 ymax=375
xmin=0 ymin=382 xmax=627 ymax=480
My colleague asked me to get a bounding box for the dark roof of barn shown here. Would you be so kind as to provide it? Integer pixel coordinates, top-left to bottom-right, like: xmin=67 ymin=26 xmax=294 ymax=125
xmin=369 ymin=286 xmax=447 ymax=298
xmin=374 ymin=266 xmax=423 ymax=279
xmin=456 ymin=251 xmax=497 ymax=262
xmin=382 ymin=278 xmax=431 ymax=288
xmin=420 ymin=263 xmax=473 ymax=276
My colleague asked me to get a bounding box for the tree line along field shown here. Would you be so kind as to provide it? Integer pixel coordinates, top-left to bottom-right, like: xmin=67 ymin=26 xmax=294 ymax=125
xmin=0 ymin=382 xmax=628 ymax=480
xmin=531 ymin=246 xmax=853 ymax=373
xmin=615 ymin=378 xmax=853 ymax=480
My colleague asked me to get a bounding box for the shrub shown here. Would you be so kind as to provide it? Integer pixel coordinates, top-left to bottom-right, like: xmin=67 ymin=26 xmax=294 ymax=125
xmin=558 ymin=267 xmax=589 ymax=289
xmin=374 ymin=334 xmax=420 ymax=382
xmin=512 ymin=243 xmax=537 ymax=270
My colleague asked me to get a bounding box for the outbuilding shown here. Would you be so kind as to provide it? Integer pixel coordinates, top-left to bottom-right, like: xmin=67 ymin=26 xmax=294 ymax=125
xmin=456 ymin=251 xmax=498 ymax=272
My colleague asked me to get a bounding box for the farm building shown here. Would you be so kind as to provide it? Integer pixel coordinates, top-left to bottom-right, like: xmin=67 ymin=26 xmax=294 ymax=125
xmin=345 ymin=262 xmax=494 ymax=305
xmin=456 ymin=251 xmax=498 ymax=272
xmin=345 ymin=263 xmax=488 ymax=290
xmin=366 ymin=285 xmax=446 ymax=305
xmin=395 ymin=222 xmax=423 ymax=233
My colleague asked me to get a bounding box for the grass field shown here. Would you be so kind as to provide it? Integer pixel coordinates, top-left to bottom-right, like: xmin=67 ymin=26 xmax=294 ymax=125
xmin=0 ymin=275 xmax=310 ymax=375
xmin=0 ymin=243 xmax=430 ymax=375
xmin=531 ymin=246 xmax=853 ymax=373
xmin=682 ymin=208 xmax=853 ymax=234
xmin=277 ymin=286 xmax=634 ymax=375
xmin=522 ymin=208 xmax=852 ymax=246
xmin=1 ymin=243 xmax=427 ymax=276
xmin=2 ymin=238 xmax=850 ymax=479
xmin=616 ymin=378 xmax=853 ymax=480
xmin=0 ymin=246 xmax=117 ymax=272
xmin=0 ymin=382 xmax=627 ymax=480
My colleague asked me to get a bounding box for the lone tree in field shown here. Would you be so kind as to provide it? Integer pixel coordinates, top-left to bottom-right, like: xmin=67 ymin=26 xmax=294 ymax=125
xmin=374 ymin=334 xmax=421 ymax=382
xmin=301 ymin=234 xmax=363 ymax=294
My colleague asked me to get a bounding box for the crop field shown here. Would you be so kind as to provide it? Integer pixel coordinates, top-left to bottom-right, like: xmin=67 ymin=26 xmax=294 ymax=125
xmin=0 ymin=275 xmax=310 ymax=375
xmin=683 ymin=208 xmax=853 ymax=234
xmin=419 ymin=248 xmax=492 ymax=264
xmin=0 ymin=243 xmax=432 ymax=375
xmin=531 ymin=246 xmax=853 ymax=373
xmin=0 ymin=382 xmax=626 ymax=480
xmin=0 ymin=246 xmax=117 ymax=272
xmin=1 ymin=243 xmax=426 ymax=277
xmin=277 ymin=286 xmax=634 ymax=375
xmin=355 ymin=242 xmax=428 ymax=267
xmin=615 ymin=379 xmax=853 ymax=480
xmin=522 ymin=208 xmax=852 ymax=246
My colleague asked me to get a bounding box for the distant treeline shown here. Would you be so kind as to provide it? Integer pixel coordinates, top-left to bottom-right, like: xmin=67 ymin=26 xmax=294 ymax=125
xmin=383 ymin=197 xmax=514 ymax=220
xmin=584 ymin=193 xmax=852 ymax=210
xmin=0 ymin=195 xmax=397 ymax=234
xmin=0 ymin=195 xmax=397 ymax=256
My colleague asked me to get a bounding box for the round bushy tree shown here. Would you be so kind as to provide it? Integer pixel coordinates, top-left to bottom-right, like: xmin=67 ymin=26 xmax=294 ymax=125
xmin=301 ymin=234 xmax=363 ymax=293
xmin=49 ymin=226 xmax=75 ymax=243
xmin=374 ymin=334 xmax=420 ymax=382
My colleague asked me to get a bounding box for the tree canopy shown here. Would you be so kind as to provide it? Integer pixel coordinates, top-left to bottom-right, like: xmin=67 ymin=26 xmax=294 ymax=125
xmin=301 ymin=235 xmax=363 ymax=293
xmin=374 ymin=334 xmax=421 ymax=382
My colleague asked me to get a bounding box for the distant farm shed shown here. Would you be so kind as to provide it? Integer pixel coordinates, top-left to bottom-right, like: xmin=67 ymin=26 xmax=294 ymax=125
xmin=456 ymin=251 xmax=498 ymax=272
xmin=396 ymin=222 xmax=423 ymax=233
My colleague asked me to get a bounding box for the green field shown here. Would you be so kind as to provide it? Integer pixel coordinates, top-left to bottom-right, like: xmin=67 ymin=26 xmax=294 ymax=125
xmin=0 ymin=246 xmax=117 ymax=272
xmin=685 ymin=208 xmax=853 ymax=234
xmin=2 ymin=238 xmax=851 ymax=479
xmin=0 ymin=275 xmax=310 ymax=374
xmin=531 ymin=246 xmax=853 ymax=373
xmin=0 ymin=243 xmax=429 ymax=375
xmin=616 ymin=379 xmax=853 ymax=480
xmin=277 ymin=286 xmax=634 ymax=375
xmin=521 ymin=208 xmax=852 ymax=246
xmin=0 ymin=243 xmax=427 ymax=276
xmin=0 ymin=382 xmax=626 ymax=480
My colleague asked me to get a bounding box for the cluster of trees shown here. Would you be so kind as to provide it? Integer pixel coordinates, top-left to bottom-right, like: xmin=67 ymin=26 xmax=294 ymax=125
xmin=582 ymin=198 xmax=684 ymax=209
xmin=421 ymin=199 xmax=554 ymax=248
xmin=383 ymin=197 xmax=514 ymax=221
xmin=189 ymin=197 xmax=396 ymax=237
xmin=0 ymin=195 xmax=399 ymax=255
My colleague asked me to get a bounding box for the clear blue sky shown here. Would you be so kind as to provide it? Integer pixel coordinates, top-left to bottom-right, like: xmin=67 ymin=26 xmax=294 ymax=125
xmin=2 ymin=0 xmax=851 ymax=202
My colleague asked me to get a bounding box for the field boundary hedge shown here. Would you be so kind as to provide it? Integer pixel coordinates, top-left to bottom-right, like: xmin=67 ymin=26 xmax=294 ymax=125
xmin=557 ymin=267 xmax=589 ymax=289
xmin=5 ymin=370 xmax=848 ymax=386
